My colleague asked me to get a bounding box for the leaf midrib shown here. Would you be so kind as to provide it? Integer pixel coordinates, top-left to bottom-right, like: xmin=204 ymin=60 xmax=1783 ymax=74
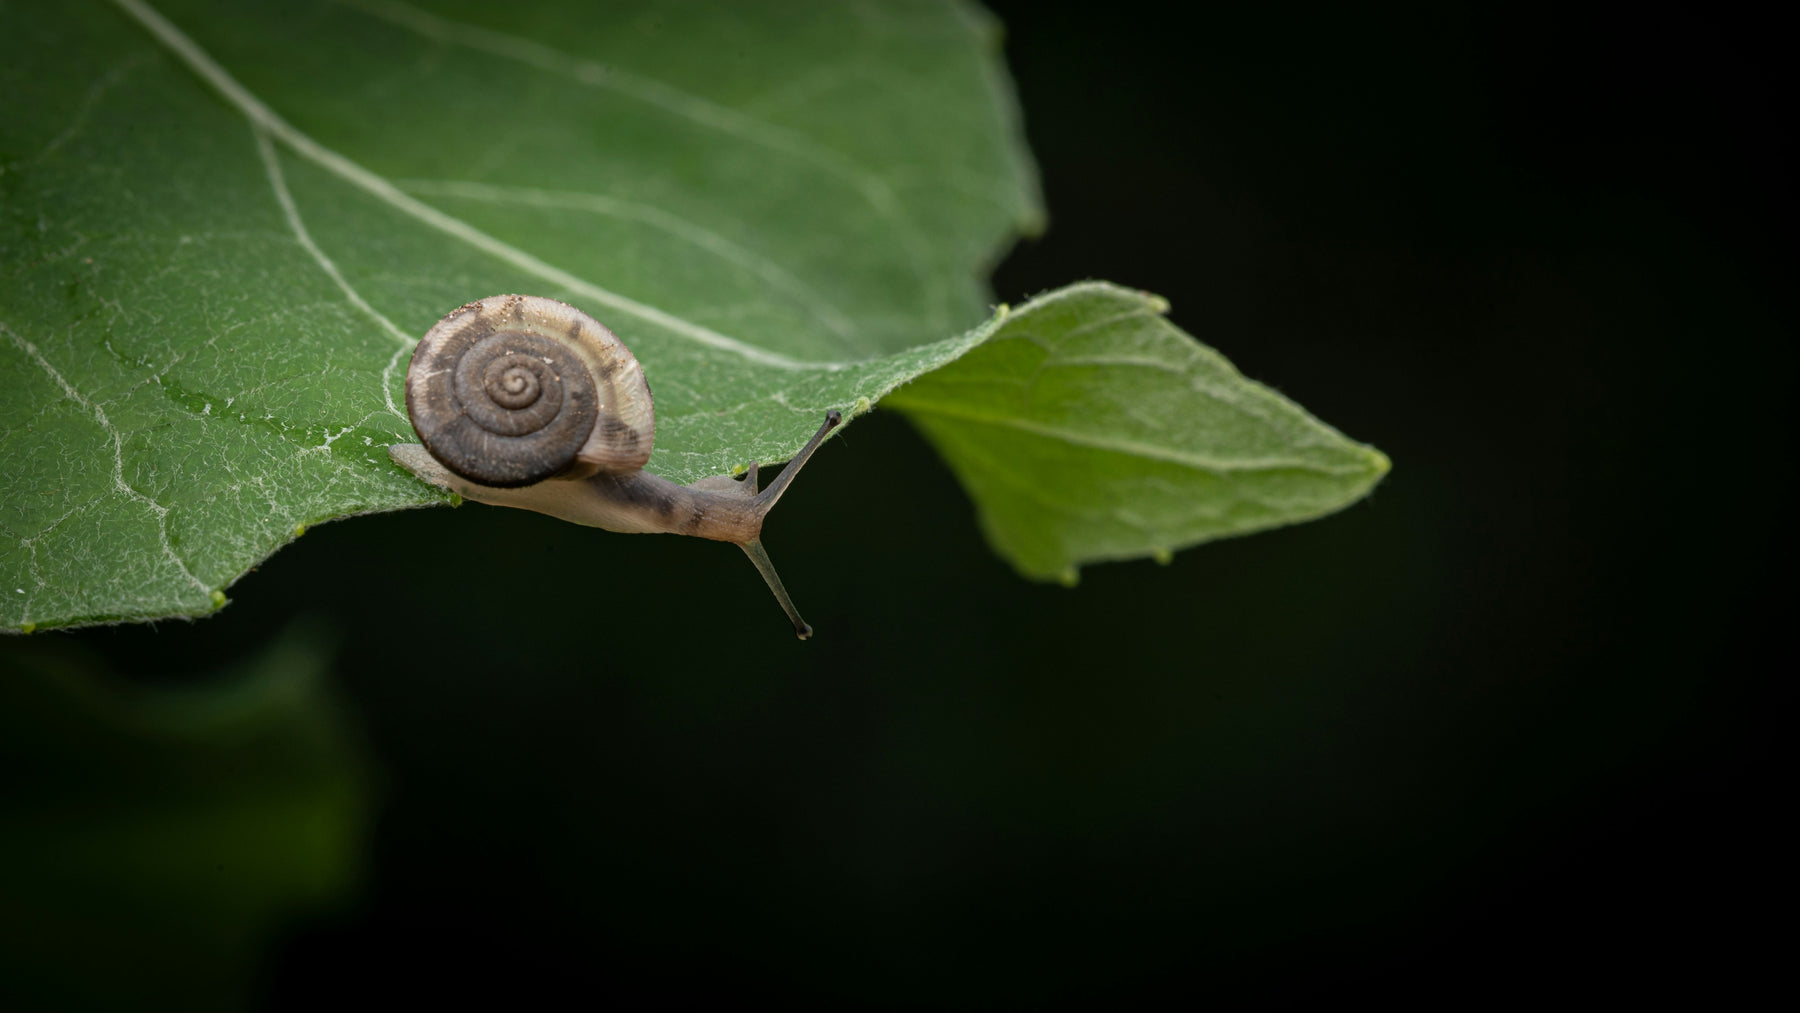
xmin=107 ymin=0 xmax=851 ymax=372
xmin=891 ymin=398 xmax=1379 ymax=477
xmin=339 ymin=0 xmax=958 ymax=334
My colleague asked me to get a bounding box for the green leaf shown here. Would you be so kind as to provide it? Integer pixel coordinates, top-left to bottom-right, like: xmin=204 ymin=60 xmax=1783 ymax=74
xmin=0 ymin=0 xmax=1037 ymax=629
xmin=887 ymin=283 xmax=1390 ymax=581
xmin=0 ymin=621 xmax=367 ymax=1008
xmin=0 ymin=0 xmax=1383 ymax=631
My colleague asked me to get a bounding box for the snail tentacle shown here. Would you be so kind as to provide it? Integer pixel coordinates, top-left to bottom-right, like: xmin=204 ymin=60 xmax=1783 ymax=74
xmin=392 ymin=294 xmax=836 ymax=639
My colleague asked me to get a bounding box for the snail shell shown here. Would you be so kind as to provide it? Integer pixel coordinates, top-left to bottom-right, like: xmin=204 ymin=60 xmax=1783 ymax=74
xmin=404 ymin=294 xmax=655 ymax=488
xmin=393 ymin=294 xmax=844 ymax=638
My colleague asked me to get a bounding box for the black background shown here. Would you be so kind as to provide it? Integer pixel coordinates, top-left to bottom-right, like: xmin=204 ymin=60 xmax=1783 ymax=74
xmin=4 ymin=2 xmax=1791 ymax=1007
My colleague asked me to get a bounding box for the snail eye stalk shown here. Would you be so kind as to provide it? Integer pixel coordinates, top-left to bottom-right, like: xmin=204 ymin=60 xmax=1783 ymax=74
xmin=392 ymin=295 xmax=844 ymax=639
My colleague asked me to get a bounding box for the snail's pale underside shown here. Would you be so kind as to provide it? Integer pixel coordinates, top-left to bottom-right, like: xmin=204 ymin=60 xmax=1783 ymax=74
xmin=388 ymin=294 xmax=840 ymax=639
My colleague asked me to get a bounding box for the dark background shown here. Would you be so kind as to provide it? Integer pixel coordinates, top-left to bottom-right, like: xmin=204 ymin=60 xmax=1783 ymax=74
xmin=2 ymin=2 xmax=1789 ymax=1007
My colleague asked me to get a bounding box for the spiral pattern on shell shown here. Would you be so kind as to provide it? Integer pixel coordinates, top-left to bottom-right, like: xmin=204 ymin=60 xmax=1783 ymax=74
xmin=405 ymin=295 xmax=656 ymax=488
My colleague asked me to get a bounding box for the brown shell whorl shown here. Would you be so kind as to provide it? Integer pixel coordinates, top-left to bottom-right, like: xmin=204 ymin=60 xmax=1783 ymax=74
xmin=405 ymin=295 xmax=656 ymax=488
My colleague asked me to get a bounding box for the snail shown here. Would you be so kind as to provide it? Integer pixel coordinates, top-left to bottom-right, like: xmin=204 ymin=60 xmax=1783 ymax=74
xmin=387 ymin=294 xmax=841 ymax=639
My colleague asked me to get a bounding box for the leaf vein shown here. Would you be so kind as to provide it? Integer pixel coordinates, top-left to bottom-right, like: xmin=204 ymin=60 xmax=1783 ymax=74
xmin=336 ymin=0 xmax=950 ymax=333
xmin=254 ymin=126 xmax=413 ymax=425
xmin=395 ymin=179 xmax=867 ymax=350
xmin=895 ymin=400 xmax=1370 ymax=476
xmin=107 ymin=0 xmax=839 ymax=371
xmin=1 ymin=320 xmax=210 ymax=594
xmin=36 ymin=53 xmax=154 ymax=162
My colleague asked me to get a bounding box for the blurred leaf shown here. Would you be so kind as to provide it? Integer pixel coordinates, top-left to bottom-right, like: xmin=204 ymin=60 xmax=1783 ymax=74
xmin=889 ymin=283 xmax=1389 ymax=580
xmin=0 ymin=622 xmax=367 ymax=1010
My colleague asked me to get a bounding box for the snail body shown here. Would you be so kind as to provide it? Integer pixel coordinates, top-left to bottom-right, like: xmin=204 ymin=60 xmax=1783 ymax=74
xmin=389 ymin=295 xmax=840 ymax=639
